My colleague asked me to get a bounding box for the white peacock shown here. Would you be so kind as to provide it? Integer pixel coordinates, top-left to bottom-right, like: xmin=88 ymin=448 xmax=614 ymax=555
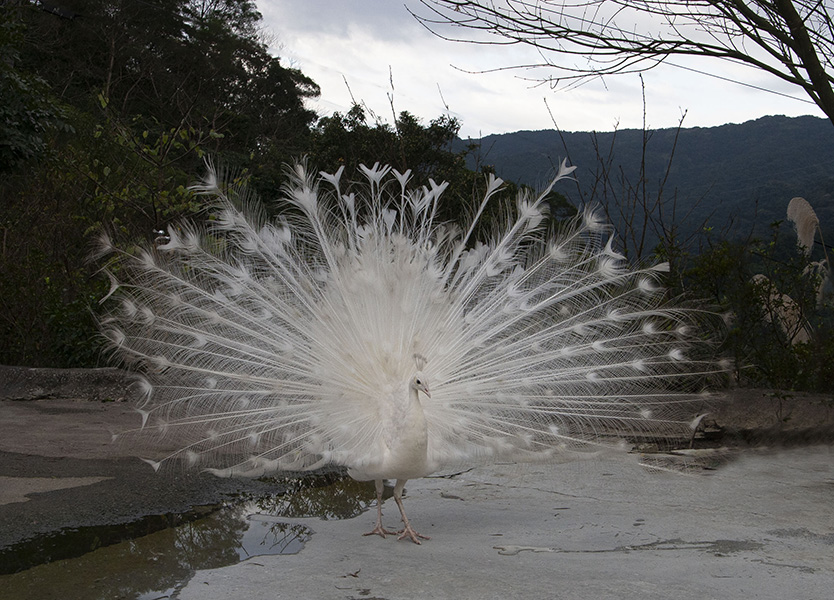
xmin=99 ymin=160 xmax=722 ymax=543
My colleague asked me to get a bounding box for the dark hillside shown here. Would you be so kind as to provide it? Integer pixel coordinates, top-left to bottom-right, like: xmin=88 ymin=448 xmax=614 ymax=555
xmin=460 ymin=115 xmax=834 ymax=247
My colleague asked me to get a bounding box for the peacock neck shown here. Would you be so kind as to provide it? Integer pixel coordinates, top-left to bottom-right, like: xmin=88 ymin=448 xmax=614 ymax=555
xmin=398 ymin=383 xmax=426 ymax=429
xmin=386 ymin=380 xmax=426 ymax=442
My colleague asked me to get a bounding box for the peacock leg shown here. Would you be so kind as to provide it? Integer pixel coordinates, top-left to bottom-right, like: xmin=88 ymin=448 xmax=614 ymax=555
xmin=363 ymin=479 xmax=397 ymax=538
xmin=393 ymin=479 xmax=430 ymax=544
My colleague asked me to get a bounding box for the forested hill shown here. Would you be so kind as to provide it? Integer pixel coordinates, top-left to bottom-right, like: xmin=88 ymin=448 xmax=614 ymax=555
xmin=462 ymin=115 xmax=834 ymax=243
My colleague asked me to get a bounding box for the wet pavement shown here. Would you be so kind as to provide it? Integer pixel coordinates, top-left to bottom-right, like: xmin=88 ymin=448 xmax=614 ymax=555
xmin=0 ymin=397 xmax=277 ymax=553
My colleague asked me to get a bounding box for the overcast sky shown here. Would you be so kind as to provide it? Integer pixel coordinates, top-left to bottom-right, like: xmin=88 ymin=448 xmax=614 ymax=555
xmin=258 ymin=0 xmax=825 ymax=139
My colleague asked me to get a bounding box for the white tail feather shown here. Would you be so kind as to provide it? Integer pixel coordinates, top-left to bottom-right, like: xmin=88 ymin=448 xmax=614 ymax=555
xmin=101 ymin=162 xmax=724 ymax=477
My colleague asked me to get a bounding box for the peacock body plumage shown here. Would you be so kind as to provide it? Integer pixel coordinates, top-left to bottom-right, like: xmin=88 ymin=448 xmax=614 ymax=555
xmin=99 ymin=160 xmax=722 ymax=542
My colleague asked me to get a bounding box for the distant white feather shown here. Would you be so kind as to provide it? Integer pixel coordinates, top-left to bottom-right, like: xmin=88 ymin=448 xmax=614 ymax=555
xmin=787 ymin=196 xmax=819 ymax=255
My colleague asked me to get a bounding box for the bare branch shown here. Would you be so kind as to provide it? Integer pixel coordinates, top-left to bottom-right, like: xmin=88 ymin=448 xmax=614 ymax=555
xmin=412 ymin=1 xmax=834 ymax=125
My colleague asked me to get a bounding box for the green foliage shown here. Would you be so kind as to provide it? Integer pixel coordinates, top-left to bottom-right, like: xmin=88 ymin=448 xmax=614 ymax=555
xmin=0 ymin=99 xmax=219 ymax=367
xmin=0 ymin=0 xmax=319 ymax=367
xmin=684 ymin=221 xmax=834 ymax=391
xmin=311 ymin=105 xmax=463 ymax=180
xmin=0 ymin=15 xmax=72 ymax=171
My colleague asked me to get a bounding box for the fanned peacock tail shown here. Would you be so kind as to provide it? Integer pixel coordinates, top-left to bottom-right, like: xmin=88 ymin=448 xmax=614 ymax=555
xmin=99 ymin=160 xmax=724 ymax=476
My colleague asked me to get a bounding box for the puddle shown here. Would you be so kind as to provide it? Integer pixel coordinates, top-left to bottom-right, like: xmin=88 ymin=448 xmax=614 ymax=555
xmin=0 ymin=471 xmax=386 ymax=600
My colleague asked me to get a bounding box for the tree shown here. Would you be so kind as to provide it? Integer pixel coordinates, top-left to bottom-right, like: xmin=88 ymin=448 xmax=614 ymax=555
xmin=311 ymin=105 xmax=464 ymax=182
xmin=311 ymin=104 xmax=481 ymax=224
xmin=413 ymin=1 xmax=834 ymax=126
xmin=0 ymin=14 xmax=71 ymax=171
xmin=13 ymin=0 xmax=319 ymax=166
xmin=0 ymin=0 xmax=320 ymax=367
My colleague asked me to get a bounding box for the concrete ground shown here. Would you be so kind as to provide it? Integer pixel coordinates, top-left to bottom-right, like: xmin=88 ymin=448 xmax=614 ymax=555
xmin=173 ymin=448 xmax=834 ymax=600
xmin=1 ymin=367 xmax=833 ymax=599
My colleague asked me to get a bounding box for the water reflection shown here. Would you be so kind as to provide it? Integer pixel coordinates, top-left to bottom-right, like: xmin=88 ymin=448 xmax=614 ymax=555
xmin=0 ymin=471 xmax=384 ymax=600
xmin=251 ymin=470 xmax=390 ymax=520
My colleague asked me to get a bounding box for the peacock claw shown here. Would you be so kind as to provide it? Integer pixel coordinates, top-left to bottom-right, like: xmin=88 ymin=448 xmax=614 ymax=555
xmin=363 ymin=524 xmax=397 ymax=538
xmin=397 ymin=525 xmax=431 ymax=544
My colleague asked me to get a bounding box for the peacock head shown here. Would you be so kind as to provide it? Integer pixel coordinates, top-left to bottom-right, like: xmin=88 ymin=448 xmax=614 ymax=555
xmin=411 ymin=353 xmax=431 ymax=399
xmin=411 ymin=373 xmax=431 ymax=399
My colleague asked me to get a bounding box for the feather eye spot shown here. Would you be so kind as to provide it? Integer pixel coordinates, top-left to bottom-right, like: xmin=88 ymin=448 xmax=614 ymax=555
xmin=186 ymin=451 xmax=201 ymax=466
xmin=669 ymin=349 xmax=685 ymax=361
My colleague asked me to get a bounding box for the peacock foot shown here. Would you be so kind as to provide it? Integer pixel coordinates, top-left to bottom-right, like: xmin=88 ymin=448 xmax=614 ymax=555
xmin=397 ymin=524 xmax=431 ymax=544
xmin=363 ymin=523 xmax=398 ymax=538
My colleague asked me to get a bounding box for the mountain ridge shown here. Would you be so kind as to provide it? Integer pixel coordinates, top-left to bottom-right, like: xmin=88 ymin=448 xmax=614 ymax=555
xmin=458 ymin=115 xmax=834 ymax=247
